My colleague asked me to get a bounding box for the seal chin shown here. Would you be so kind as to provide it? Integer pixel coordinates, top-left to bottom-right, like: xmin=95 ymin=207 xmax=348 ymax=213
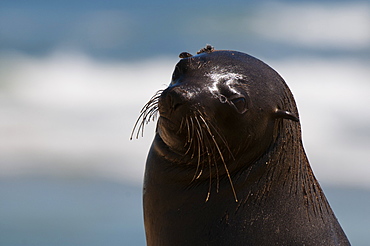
xmin=157 ymin=116 xmax=186 ymax=154
xmin=158 ymin=116 xmax=176 ymax=130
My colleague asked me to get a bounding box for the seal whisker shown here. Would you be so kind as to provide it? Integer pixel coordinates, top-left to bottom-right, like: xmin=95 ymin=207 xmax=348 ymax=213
xmin=139 ymin=95 xmax=161 ymax=118
xmin=203 ymin=136 xmax=215 ymax=193
xmin=198 ymin=114 xmax=238 ymax=202
xmin=130 ymin=89 xmax=163 ymax=140
xmin=184 ymin=116 xmax=196 ymax=157
xmin=186 ymin=117 xmax=191 ymax=143
xmin=145 ymin=105 xmax=159 ymax=124
xmin=132 ymin=105 xmax=158 ymax=139
xmin=138 ymin=105 xmax=158 ymax=138
xmin=192 ymin=114 xmax=207 ymax=181
xmin=194 ymin=114 xmax=208 ymax=181
xmin=212 ymin=146 xmax=220 ymax=193
xmin=139 ymin=90 xmax=162 ymax=111
xmin=183 ymin=117 xmax=192 ymax=154
xmin=203 ymin=128 xmax=214 ymax=202
xmin=190 ymin=117 xmax=198 ymax=159
xmin=130 ymin=111 xmax=147 ymax=140
xmin=207 ymin=132 xmax=220 ymax=199
xmin=195 ymin=109 xmax=235 ymax=161
xmin=177 ymin=115 xmax=186 ymax=135
xmin=206 ymin=118 xmax=235 ymax=160
xmin=199 ymin=114 xmax=224 ymax=196
xmin=205 ymin=149 xmax=212 ymax=202
xmin=181 ymin=117 xmax=191 ymax=149
xmin=194 ymin=114 xmax=205 ymax=141
xmin=191 ymin=128 xmax=203 ymax=182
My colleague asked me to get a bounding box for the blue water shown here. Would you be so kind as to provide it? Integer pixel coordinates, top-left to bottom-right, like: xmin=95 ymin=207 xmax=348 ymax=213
xmin=1 ymin=0 xmax=367 ymax=60
xmin=0 ymin=177 xmax=368 ymax=246
xmin=0 ymin=177 xmax=145 ymax=246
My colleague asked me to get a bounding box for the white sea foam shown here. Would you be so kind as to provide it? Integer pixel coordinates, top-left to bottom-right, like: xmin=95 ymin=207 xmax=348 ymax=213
xmin=0 ymin=51 xmax=369 ymax=189
xmin=0 ymin=51 xmax=176 ymax=184
xmin=247 ymin=2 xmax=370 ymax=50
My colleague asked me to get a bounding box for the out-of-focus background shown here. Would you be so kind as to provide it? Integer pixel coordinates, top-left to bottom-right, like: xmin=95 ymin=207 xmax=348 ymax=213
xmin=1 ymin=0 xmax=369 ymax=245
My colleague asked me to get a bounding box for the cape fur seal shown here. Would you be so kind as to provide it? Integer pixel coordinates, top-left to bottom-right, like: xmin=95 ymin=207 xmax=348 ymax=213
xmin=132 ymin=45 xmax=350 ymax=245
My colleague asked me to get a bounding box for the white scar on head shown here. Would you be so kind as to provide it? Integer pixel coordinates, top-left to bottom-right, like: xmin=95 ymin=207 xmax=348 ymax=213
xmin=206 ymin=67 xmax=244 ymax=95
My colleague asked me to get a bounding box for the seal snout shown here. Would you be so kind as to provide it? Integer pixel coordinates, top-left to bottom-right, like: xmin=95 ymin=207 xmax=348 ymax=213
xmin=168 ymin=87 xmax=189 ymax=111
xmin=159 ymin=87 xmax=192 ymax=116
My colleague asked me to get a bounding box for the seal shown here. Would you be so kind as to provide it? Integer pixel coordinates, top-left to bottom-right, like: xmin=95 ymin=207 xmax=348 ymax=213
xmin=131 ymin=45 xmax=350 ymax=246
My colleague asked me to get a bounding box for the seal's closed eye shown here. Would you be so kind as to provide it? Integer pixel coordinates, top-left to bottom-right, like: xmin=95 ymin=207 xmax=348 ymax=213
xmin=230 ymin=97 xmax=247 ymax=114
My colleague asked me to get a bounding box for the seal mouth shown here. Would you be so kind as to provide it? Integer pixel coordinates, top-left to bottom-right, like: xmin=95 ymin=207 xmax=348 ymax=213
xmin=158 ymin=115 xmax=177 ymax=130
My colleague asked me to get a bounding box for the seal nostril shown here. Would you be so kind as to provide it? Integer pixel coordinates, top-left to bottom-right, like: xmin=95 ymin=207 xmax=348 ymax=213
xmin=168 ymin=87 xmax=188 ymax=111
xmin=171 ymin=98 xmax=183 ymax=111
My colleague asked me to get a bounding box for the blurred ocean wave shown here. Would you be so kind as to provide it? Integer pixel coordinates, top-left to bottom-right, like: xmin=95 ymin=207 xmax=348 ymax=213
xmin=1 ymin=1 xmax=369 ymax=59
xmin=248 ymin=2 xmax=370 ymax=50
xmin=0 ymin=52 xmax=176 ymax=184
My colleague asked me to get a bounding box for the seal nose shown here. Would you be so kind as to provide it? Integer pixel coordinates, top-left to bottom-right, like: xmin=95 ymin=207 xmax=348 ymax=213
xmin=167 ymin=87 xmax=188 ymax=111
xmin=158 ymin=86 xmax=191 ymax=117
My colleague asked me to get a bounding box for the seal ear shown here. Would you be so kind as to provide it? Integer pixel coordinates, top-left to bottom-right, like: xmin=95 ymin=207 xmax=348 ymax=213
xmin=179 ymin=52 xmax=193 ymax=58
xmin=274 ymin=109 xmax=299 ymax=122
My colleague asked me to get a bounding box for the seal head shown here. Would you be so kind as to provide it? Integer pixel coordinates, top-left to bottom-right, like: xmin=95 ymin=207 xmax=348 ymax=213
xmin=157 ymin=47 xmax=299 ymax=186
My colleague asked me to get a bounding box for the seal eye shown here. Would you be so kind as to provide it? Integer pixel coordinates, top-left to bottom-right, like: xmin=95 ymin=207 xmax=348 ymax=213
xmin=231 ymin=97 xmax=247 ymax=114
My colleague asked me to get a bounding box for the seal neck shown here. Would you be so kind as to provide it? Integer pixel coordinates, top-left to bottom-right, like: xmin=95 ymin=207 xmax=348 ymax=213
xmin=234 ymin=119 xmax=333 ymax=221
